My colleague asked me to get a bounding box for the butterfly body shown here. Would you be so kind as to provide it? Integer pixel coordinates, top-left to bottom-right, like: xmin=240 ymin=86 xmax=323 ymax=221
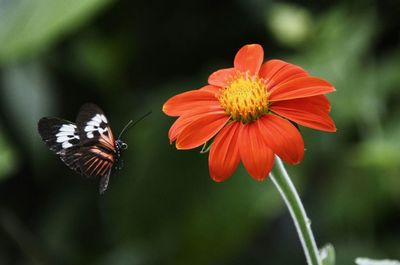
xmin=38 ymin=103 xmax=128 ymax=194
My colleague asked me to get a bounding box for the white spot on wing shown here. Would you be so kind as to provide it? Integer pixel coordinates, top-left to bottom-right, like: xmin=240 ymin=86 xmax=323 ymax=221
xmin=56 ymin=131 xmax=74 ymax=137
xmin=100 ymin=114 xmax=107 ymax=123
xmin=56 ymin=136 xmax=71 ymax=143
xmin=93 ymin=115 xmax=102 ymax=123
xmin=84 ymin=125 xmax=95 ymax=132
xmin=59 ymin=124 xmax=76 ymax=132
xmin=56 ymin=124 xmax=79 ymax=149
xmin=99 ymin=128 xmax=107 ymax=133
xmin=62 ymin=142 xmax=73 ymax=148
xmin=87 ymin=120 xmax=99 ymax=126
xmin=85 ymin=114 xmax=109 ymax=139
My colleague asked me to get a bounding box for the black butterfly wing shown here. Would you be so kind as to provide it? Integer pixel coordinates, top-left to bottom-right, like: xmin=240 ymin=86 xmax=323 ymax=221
xmin=38 ymin=118 xmax=82 ymax=173
xmin=75 ymin=103 xmax=117 ymax=193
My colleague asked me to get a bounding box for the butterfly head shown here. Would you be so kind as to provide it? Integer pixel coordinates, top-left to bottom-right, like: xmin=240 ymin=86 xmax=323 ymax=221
xmin=116 ymin=139 xmax=128 ymax=151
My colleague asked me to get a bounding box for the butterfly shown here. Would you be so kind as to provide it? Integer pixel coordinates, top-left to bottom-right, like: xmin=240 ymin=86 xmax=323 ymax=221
xmin=38 ymin=103 xmax=147 ymax=194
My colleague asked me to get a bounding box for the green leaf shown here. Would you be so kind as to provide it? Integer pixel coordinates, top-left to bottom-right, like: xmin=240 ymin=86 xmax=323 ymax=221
xmin=356 ymin=258 xmax=400 ymax=265
xmin=200 ymin=141 xmax=212 ymax=153
xmin=320 ymin=244 xmax=335 ymax=265
xmin=0 ymin=0 xmax=112 ymax=64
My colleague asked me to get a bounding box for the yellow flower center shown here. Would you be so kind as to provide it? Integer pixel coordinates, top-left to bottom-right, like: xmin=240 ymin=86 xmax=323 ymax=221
xmin=219 ymin=73 xmax=269 ymax=123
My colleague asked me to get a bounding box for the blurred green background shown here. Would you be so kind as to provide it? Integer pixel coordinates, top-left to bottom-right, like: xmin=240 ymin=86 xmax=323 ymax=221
xmin=0 ymin=0 xmax=399 ymax=264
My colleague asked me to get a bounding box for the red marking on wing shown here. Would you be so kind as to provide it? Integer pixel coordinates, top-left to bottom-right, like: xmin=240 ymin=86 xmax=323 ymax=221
xmin=84 ymin=156 xmax=97 ymax=170
xmin=99 ymin=128 xmax=115 ymax=151
xmin=81 ymin=146 xmax=115 ymax=178
xmin=89 ymin=158 xmax=103 ymax=176
xmin=97 ymin=160 xmax=109 ymax=176
xmin=89 ymin=147 xmax=114 ymax=161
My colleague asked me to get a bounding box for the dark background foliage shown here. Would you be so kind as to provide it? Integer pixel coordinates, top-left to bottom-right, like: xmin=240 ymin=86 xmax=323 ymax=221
xmin=0 ymin=0 xmax=399 ymax=264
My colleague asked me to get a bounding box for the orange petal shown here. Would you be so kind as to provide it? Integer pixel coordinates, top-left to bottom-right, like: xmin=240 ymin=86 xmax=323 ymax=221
xmin=258 ymin=114 xmax=304 ymax=164
xmin=270 ymin=99 xmax=337 ymax=132
xmin=238 ymin=122 xmax=274 ymax=180
xmin=176 ymin=112 xmax=229 ymax=149
xmin=209 ymin=122 xmax=241 ymax=182
xmin=234 ymin=44 xmax=264 ymax=75
xmin=259 ymin=60 xmax=308 ymax=91
xmin=169 ymin=116 xmax=191 ymax=144
xmin=200 ymin=85 xmax=221 ymax=94
xmin=168 ymin=107 xmax=226 ymax=143
xmin=163 ymin=90 xmax=220 ymax=116
xmin=297 ymin=95 xmax=331 ymax=112
xmin=168 ymin=112 xmax=206 ymax=144
xmin=208 ymin=68 xmax=237 ymax=87
xmin=269 ymin=77 xmax=335 ymax=101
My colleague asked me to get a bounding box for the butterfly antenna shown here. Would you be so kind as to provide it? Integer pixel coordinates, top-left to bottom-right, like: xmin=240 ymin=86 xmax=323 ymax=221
xmin=117 ymin=111 xmax=152 ymax=139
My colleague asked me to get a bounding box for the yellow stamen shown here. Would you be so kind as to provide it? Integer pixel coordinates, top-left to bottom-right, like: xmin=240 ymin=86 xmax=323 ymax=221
xmin=219 ymin=72 xmax=269 ymax=123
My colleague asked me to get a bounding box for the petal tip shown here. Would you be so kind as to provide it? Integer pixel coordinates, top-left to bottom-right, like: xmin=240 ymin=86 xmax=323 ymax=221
xmin=210 ymin=175 xmax=226 ymax=183
xmin=325 ymin=123 xmax=337 ymax=132
xmin=292 ymin=160 xmax=301 ymax=165
xmin=175 ymin=143 xmax=184 ymax=150
xmin=246 ymin=43 xmax=263 ymax=49
xmin=319 ymin=126 xmax=337 ymax=132
xmin=251 ymin=175 xmax=267 ymax=181
xmin=234 ymin=44 xmax=264 ymax=75
xmin=162 ymin=104 xmax=167 ymax=114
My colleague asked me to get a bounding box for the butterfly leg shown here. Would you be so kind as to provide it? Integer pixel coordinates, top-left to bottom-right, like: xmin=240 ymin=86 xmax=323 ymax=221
xmin=118 ymin=159 xmax=124 ymax=170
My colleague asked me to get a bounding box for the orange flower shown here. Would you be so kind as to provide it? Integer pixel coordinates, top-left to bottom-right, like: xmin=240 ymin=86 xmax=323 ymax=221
xmin=163 ymin=44 xmax=336 ymax=182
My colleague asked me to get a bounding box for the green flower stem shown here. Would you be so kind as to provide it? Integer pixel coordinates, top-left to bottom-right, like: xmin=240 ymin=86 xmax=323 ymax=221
xmin=269 ymin=156 xmax=321 ymax=265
